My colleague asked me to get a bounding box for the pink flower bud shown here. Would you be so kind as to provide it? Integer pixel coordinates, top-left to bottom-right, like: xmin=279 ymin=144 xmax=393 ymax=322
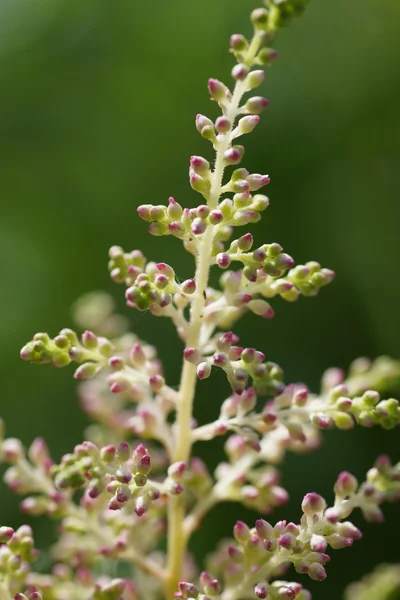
xmin=308 ymin=562 xmax=327 ymax=581
xmin=302 ymin=492 xmax=326 ymax=516
xmin=196 ymin=113 xmax=214 ymax=133
xmin=255 ymin=519 xmax=274 ymax=540
xmin=74 ymin=362 xmax=98 ymax=380
xmin=223 ymin=146 xmax=244 ymax=165
xmin=209 ymin=209 xmax=224 ymax=225
xmin=238 ymin=115 xmax=260 ymax=134
xmin=82 ymin=330 xmax=98 ymax=350
xmin=232 ymin=63 xmax=249 ymax=81
xmin=237 ymin=232 xmax=253 ymax=251
xmin=184 ymin=348 xmax=202 ymax=365
xmin=216 ymin=253 xmax=231 ymax=269
xmin=215 ymin=116 xmax=231 ymax=133
xmin=117 ymin=441 xmax=131 ymax=463
xmin=230 ymin=34 xmax=247 ymax=51
xmin=208 ymin=78 xmax=229 ymax=101
xmin=245 ymin=96 xmax=269 ymax=114
xmin=167 ymin=196 xmax=183 ymax=220
xmin=233 ymin=520 xmax=250 ymax=544
xmin=197 ymin=362 xmax=211 ymax=380
xmin=0 ymin=526 xmax=14 ymax=543
xmin=190 ymin=155 xmax=210 ymax=175
xmin=168 ymin=462 xmax=187 ymax=481
xmin=248 ymin=299 xmax=275 ymax=319
xmin=245 ymin=70 xmax=265 ymax=90
xmin=191 ymin=217 xmax=207 ymax=235
xmin=137 ymin=204 xmax=152 ymax=221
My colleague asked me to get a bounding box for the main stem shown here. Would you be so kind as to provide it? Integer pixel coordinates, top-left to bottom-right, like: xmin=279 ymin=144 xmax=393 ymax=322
xmin=164 ymin=32 xmax=263 ymax=600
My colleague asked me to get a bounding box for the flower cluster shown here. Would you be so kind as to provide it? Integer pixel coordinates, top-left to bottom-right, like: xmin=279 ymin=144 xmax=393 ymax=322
xmin=2 ymin=0 xmax=399 ymax=599
xmin=204 ymin=456 xmax=400 ymax=600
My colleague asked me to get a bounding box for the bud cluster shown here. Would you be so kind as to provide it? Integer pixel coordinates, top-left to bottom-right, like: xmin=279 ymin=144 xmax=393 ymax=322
xmin=20 ymin=328 xmax=112 ymax=376
xmin=50 ymin=441 xmax=166 ymax=516
xmin=0 ymin=525 xmax=37 ymax=597
xmin=205 ymin=460 xmax=399 ymax=600
xmin=109 ymin=245 xmax=196 ymax=320
xmin=189 ymin=330 xmax=285 ymax=396
xmin=177 ymin=575 xmax=310 ymax=600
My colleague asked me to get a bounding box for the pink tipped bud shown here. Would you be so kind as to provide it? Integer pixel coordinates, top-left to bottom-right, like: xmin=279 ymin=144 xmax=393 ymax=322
xmin=248 ymin=299 xmax=274 ymax=319
xmin=116 ymin=441 xmax=131 ymax=463
xmin=238 ymin=115 xmax=260 ymax=134
xmin=191 ymin=217 xmax=207 ymax=235
xmin=254 ymin=584 xmax=269 ymax=599
xmin=209 ymin=209 xmax=224 ymax=225
xmin=197 ymin=362 xmax=211 ymax=380
xmin=167 ymin=197 xmax=183 ymax=220
xmin=308 ymin=563 xmax=327 ymax=582
xmin=196 ymin=113 xmax=214 ymax=133
xmin=233 ymin=520 xmax=251 ymax=544
xmin=168 ymin=461 xmax=187 ymax=481
xmin=223 ymin=146 xmax=244 ymax=165
xmin=2 ymin=438 xmax=24 ymax=463
xmin=149 ymin=374 xmax=165 ymax=392
xmin=0 ymin=526 xmax=14 ymax=543
xmin=82 ymin=330 xmax=98 ymax=349
xmin=245 ymin=96 xmax=269 ymax=114
xmin=137 ymin=204 xmax=152 ymax=221
xmin=237 ymin=232 xmax=253 ymax=251
xmin=109 ymin=356 xmax=125 ymax=371
xmin=231 ymin=63 xmax=250 ymax=81
xmin=334 ymin=471 xmax=358 ymax=497
xmin=278 ymin=533 xmax=297 ymax=550
xmin=215 ymin=116 xmax=231 ymax=133
xmin=184 ymin=347 xmax=202 ymax=365
xmin=130 ymin=343 xmax=146 ymax=367
xmin=246 ymin=173 xmax=270 ymax=191
xmin=74 ymin=362 xmax=98 ymax=380
xmin=255 ymin=519 xmax=274 ymax=540
xmin=190 ymin=155 xmax=210 ymax=175
xmin=302 ymin=492 xmax=327 ymax=516
xmin=230 ymin=34 xmax=247 ymax=51
xmin=213 ymin=352 xmax=229 ymax=367
xmin=208 ymin=78 xmax=229 ymax=101
xmin=216 ymin=253 xmax=231 ymax=269
xmin=156 ymin=262 xmax=174 ymax=278
xmin=100 ymin=444 xmax=116 ymax=463
xmin=182 ymin=279 xmax=196 ymax=294
xmin=245 ymin=70 xmax=265 ymax=90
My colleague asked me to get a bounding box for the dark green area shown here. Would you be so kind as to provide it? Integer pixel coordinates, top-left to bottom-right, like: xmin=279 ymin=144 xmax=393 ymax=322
xmin=1 ymin=0 xmax=399 ymax=597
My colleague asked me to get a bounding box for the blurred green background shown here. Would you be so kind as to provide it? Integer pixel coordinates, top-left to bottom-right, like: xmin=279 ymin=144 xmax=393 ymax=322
xmin=1 ymin=0 xmax=400 ymax=597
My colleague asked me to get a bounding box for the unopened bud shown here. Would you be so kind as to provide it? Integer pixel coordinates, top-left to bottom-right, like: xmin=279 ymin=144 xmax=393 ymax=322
xmin=215 ymin=116 xmax=231 ymax=134
xmin=245 ymin=70 xmax=265 ymax=90
xmin=238 ymin=115 xmax=260 ymax=134
xmin=197 ymin=362 xmax=211 ymax=380
xmin=208 ymin=78 xmax=229 ymax=101
xmin=245 ymin=96 xmax=269 ymax=114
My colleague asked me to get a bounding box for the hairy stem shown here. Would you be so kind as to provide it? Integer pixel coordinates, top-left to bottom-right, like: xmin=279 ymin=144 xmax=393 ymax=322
xmin=164 ymin=30 xmax=264 ymax=600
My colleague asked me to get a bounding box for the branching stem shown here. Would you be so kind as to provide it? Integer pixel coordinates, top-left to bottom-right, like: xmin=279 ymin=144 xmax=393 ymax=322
xmin=164 ymin=31 xmax=264 ymax=600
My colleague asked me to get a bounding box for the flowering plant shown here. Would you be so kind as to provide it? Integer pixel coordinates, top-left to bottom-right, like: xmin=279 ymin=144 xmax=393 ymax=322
xmin=2 ymin=1 xmax=400 ymax=599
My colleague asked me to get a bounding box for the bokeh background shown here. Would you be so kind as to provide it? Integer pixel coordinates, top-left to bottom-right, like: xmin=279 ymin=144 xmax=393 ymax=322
xmin=1 ymin=0 xmax=400 ymax=597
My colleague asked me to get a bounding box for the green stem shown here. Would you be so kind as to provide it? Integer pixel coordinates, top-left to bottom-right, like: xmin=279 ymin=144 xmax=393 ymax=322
xmin=164 ymin=30 xmax=264 ymax=600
